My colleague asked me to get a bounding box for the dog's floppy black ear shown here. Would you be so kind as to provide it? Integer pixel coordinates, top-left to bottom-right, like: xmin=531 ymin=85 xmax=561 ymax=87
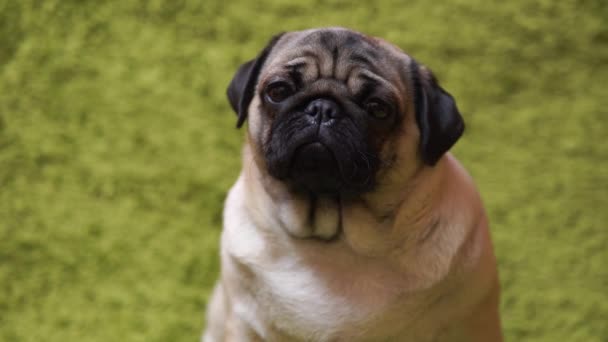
xmin=227 ymin=33 xmax=285 ymax=128
xmin=411 ymin=61 xmax=465 ymax=165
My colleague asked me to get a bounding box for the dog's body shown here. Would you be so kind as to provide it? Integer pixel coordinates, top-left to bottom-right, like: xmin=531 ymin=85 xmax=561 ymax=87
xmin=204 ymin=28 xmax=502 ymax=342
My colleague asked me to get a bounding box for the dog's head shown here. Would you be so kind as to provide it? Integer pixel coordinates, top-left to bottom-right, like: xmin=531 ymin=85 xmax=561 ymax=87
xmin=227 ymin=28 xmax=464 ymax=198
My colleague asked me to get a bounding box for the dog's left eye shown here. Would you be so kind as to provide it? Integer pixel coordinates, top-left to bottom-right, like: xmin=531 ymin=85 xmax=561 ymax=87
xmin=366 ymin=100 xmax=391 ymax=119
xmin=265 ymin=82 xmax=294 ymax=103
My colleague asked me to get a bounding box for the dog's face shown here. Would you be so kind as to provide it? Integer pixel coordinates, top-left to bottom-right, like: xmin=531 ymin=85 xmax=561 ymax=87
xmin=228 ymin=28 xmax=464 ymax=198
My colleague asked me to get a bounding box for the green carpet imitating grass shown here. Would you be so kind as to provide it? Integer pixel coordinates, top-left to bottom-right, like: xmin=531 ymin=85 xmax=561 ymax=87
xmin=1 ymin=1 xmax=607 ymax=341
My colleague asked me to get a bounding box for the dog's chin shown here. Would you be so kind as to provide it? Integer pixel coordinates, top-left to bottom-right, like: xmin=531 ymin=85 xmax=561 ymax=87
xmin=288 ymin=142 xmax=343 ymax=195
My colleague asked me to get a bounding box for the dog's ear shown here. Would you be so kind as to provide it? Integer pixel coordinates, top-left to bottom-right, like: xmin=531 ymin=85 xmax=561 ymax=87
xmin=227 ymin=33 xmax=285 ymax=128
xmin=410 ymin=61 xmax=465 ymax=165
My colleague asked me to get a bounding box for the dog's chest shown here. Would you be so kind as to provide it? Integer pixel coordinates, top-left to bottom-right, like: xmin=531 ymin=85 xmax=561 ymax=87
xmin=227 ymin=234 xmax=435 ymax=341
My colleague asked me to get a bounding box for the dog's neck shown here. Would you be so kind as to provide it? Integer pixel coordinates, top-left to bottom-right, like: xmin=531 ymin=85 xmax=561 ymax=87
xmin=340 ymin=157 xmax=449 ymax=256
xmin=239 ymin=140 xmax=453 ymax=255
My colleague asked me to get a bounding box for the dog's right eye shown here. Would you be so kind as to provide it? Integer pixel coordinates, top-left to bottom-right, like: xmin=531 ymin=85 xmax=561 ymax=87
xmin=265 ymin=82 xmax=294 ymax=103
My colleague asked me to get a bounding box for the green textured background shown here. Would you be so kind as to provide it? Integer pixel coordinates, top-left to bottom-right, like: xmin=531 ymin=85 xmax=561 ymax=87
xmin=1 ymin=1 xmax=607 ymax=341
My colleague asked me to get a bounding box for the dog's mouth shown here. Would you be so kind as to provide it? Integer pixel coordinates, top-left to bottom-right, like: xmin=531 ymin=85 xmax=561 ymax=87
xmin=264 ymin=109 xmax=379 ymax=197
xmin=289 ymin=142 xmax=342 ymax=195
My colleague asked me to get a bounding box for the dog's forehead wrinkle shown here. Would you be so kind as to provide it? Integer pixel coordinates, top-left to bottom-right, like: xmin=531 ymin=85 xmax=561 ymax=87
xmin=277 ymin=29 xmax=386 ymax=75
xmin=307 ymin=80 xmax=349 ymax=98
xmin=285 ymin=57 xmax=310 ymax=68
xmin=357 ymin=70 xmax=390 ymax=86
xmin=349 ymin=52 xmax=377 ymax=69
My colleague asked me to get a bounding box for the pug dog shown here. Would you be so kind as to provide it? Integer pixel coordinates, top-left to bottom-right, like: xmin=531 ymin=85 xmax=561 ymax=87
xmin=203 ymin=27 xmax=502 ymax=342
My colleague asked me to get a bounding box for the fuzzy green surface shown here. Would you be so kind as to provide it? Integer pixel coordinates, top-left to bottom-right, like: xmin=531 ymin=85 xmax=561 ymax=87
xmin=1 ymin=1 xmax=607 ymax=341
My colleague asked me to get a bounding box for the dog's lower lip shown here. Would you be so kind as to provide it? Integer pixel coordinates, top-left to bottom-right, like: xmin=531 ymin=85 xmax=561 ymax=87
xmin=292 ymin=142 xmax=332 ymax=170
xmin=288 ymin=141 xmax=343 ymax=194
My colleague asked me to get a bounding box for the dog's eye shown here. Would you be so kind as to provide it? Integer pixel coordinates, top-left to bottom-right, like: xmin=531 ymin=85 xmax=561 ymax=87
xmin=265 ymin=82 xmax=294 ymax=103
xmin=366 ymin=100 xmax=390 ymax=119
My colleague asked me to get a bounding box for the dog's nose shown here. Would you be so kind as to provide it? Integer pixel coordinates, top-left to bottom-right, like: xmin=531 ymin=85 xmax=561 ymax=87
xmin=304 ymin=98 xmax=341 ymax=123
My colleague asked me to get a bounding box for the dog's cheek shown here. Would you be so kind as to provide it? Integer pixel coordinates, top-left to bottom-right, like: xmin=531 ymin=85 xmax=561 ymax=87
xmin=247 ymin=97 xmax=265 ymax=141
xmin=396 ymin=121 xmax=422 ymax=175
xmin=374 ymin=117 xmax=421 ymax=190
xmin=378 ymin=138 xmax=397 ymax=172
